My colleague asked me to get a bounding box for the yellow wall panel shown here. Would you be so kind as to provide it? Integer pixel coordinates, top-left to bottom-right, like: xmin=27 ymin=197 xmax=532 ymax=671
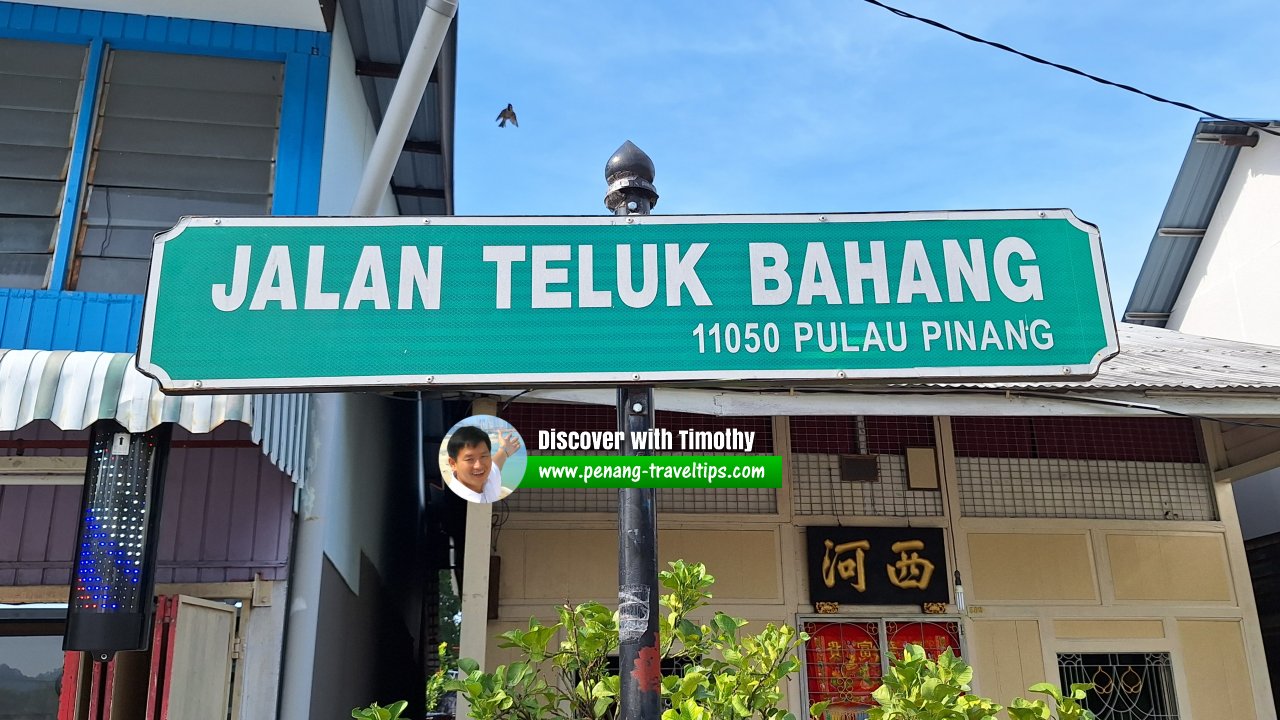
xmin=1177 ymin=620 xmax=1257 ymax=720
xmin=970 ymin=620 xmax=1046 ymax=703
xmin=662 ymin=529 xmax=781 ymax=601
xmin=969 ymin=533 xmax=1097 ymax=602
xmin=1107 ymin=534 xmax=1233 ymax=602
xmin=499 ymin=528 xmax=618 ymax=602
xmin=496 ymin=527 xmax=780 ymax=602
xmin=1054 ymin=619 xmax=1164 ymax=639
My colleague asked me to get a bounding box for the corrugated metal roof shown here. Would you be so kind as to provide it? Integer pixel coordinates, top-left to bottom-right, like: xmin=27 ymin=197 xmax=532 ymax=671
xmin=712 ymin=323 xmax=1280 ymax=392
xmin=0 ymin=288 xmax=143 ymax=352
xmin=0 ymin=423 xmax=294 ymax=586
xmin=251 ymin=392 xmax=310 ymax=488
xmin=339 ymin=0 xmax=455 ymax=216
xmin=0 ymin=349 xmax=252 ymax=433
xmin=1123 ymin=119 xmax=1270 ymax=326
xmin=935 ymin=323 xmax=1280 ymax=391
xmin=499 ymin=324 xmax=1280 ymax=410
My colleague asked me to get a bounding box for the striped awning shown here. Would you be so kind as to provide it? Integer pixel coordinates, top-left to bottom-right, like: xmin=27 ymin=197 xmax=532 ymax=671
xmin=0 ymin=349 xmax=252 ymax=433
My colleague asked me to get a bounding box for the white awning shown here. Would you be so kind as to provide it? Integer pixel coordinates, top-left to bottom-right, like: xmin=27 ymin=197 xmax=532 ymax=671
xmin=0 ymin=349 xmax=252 ymax=433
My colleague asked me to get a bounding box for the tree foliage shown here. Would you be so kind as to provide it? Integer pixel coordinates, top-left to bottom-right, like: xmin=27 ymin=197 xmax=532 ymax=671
xmin=864 ymin=643 xmax=1096 ymax=720
xmin=446 ymin=560 xmax=821 ymax=720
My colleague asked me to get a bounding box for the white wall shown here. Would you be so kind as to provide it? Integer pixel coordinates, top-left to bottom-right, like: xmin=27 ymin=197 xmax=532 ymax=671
xmin=318 ymin=6 xmax=399 ymax=217
xmin=318 ymin=392 xmax=405 ymax=591
xmin=36 ymin=0 xmax=324 ymax=30
xmin=1167 ymin=134 xmax=1280 ymax=345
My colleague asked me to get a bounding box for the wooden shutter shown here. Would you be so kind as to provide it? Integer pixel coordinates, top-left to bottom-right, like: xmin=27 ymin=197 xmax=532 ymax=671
xmin=147 ymin=595 xmax=237 ymax=720
xmin=58 ymin=595 xmax=239 ymax=720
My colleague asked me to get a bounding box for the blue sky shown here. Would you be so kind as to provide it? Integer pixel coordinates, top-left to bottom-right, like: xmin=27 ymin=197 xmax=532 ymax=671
xmin=453 ymin=0 xmax=1280 ymax=309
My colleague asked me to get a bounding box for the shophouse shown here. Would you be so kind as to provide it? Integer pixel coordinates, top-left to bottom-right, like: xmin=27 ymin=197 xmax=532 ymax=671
xmin=3 ymin=3 xmax=1277 ymax=719
xmin=0 ymin=1 xmax=456 ymax=718
xmin=477 ymin=322 xmax=1280 ymax=720
xmin=1126 ymin=118 xmax=1280 ymax=709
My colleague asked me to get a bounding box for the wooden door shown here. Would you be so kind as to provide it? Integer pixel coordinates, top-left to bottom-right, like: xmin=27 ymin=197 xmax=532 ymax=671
xmin=58 ymin=595 xmax=238 ymax=720
xmin=147 ymin=595 xmax=236 ymax=720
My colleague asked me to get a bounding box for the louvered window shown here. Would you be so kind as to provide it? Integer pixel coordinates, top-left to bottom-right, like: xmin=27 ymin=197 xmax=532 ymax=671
xmin=70 ymin=51 xmax=282 ymax=294
xmin=0 ymin=39 xmax=86 ymax=289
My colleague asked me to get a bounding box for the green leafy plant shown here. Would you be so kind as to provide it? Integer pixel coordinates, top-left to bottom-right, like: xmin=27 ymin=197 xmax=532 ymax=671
xmin=426 ymin=641 xmax=456 ymax=713
xmin=866 ymin=644 xmax=1002 ymax=720
xmin=351 ymin=700 xmax=409 ymax=720
xmin=445 ymin=559 xmax=825 ymax=720
xmin=1007 ymin=682 xmax=1097 ymax=720
xmin=864 ymin=643 xmax=1096 ymax=720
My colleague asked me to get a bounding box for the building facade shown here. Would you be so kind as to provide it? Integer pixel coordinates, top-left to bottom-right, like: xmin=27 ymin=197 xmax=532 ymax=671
xmin=1126 ymin=118 xmax=1280 ymax=709
xmin=472 ymin=324 xmax=1280 ymax=720
xmin=0 ymin=1 xmax=456 ymax=718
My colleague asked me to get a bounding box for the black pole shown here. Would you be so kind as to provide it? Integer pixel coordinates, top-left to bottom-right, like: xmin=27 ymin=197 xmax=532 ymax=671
xmin=606 ymin=141 xmax=661 ymax=720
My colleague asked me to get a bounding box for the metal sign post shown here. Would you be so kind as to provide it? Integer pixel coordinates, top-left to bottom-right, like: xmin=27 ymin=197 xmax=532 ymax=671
xmin=605 ymin=141 xmax=661 ymax=720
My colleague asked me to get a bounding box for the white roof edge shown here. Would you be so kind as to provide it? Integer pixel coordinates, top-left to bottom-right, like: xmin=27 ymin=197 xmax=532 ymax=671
xmin=493 ymin=387 xmax=1280 ymax=419
xmin=0 ymin=349 xmax=253 ymax=433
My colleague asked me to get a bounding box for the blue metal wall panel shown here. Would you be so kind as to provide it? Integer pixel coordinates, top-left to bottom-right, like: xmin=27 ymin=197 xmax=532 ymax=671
xmin=72 ymin=297 xmax=103 ymax=348
xmin=77 ymin=9 xmax=100 ymax=35
xmin=275 ymin=49 xmax=330 ymax=215
xmin=27 ymin=293 xmax=60 ymax=347
xmin=0 ymin=2 xmax=327 ymax=61
xmin=0 ymin=293 xmax=31 ymax=348
xmin=275 ymin=52 xmax=308 ymax=215
xmin=0 ymin=1 xmax=330 ymax=301
xmin=299 ymin=53 xmax=331 ymax=215
xmin=0 ymin=289 xmax=143 ymax=351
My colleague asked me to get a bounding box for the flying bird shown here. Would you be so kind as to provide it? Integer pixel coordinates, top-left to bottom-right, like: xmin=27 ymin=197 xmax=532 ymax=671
xmin=496 ymin=103 xmax=518 ymax=128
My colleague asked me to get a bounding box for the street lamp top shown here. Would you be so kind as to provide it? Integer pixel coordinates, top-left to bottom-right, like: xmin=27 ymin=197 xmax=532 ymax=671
xmin=605 ymin=140 xmax=655 ymax=183
xmin=604 ymin=140 xmax=658 ymax=214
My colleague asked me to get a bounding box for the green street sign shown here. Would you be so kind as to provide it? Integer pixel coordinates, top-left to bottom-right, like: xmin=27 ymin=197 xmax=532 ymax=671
xmin=138 ymin=211 xmax=1118 ymax=392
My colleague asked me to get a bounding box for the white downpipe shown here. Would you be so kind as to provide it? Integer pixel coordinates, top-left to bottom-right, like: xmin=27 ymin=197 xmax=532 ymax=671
xmin=350 ymin=0 xmax=457 ymax=216
xmin=277 ymin=392 xmax=344 ymax=719
xmin=278 ymin=2 xmax=456 ymax=717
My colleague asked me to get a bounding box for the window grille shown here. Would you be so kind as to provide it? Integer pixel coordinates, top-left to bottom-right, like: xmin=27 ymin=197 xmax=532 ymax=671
xmin=1058 ymin=652 xmax=1179 ymax=720
xmin=802 ymin=618 xmax=961 ymax=719
xmin=793 ymin=454 xmax=943 ymax=517
xmin=790 ymin=416 xmax=942 ymax=517
xmin=0 ymin=39 xmax=85 ymax=289
xmin=953 ymin=417 xmax=1216 ymax=521
xmin=790 ymin=416 xmax=934 ymax=455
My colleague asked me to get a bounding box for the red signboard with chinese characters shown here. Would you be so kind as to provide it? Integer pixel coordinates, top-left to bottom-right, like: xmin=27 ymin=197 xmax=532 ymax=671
xmin=805 ymin=527 xmax=949 ymax=605
xmin=803 ymin=620 xmax=962 ymax=720
xmin=803 ymin=621 xmax=883 ymax=712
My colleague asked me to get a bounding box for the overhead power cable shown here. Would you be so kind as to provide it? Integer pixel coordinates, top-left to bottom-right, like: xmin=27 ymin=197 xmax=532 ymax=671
xmin=860 ymin=0 xmax=1280 ymax=138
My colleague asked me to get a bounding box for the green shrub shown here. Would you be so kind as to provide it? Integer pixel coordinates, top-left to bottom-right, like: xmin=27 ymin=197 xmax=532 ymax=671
xmin=447 ymin=559 xmax=823 ymax=720
xmin=351 ymin=700 xmax=408 ymax=720
xmin=861 ymin=643 xmax=1096 ymax=720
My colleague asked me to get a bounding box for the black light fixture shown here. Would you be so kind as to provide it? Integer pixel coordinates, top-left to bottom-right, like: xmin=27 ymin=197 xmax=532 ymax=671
xmin=64 ymin=422 xmax=172 ymax=662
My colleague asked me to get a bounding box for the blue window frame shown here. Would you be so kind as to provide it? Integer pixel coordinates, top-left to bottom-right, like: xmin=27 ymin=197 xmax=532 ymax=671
xmin=0 ymin=1 xmax=329 ymax=293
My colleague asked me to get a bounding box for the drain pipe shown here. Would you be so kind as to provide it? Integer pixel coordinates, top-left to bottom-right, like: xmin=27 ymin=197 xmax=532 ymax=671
xmin=351 ymin=0 xmax=458 ymax=217
xmin=277 ymin=2 xmax=457 ymax=718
